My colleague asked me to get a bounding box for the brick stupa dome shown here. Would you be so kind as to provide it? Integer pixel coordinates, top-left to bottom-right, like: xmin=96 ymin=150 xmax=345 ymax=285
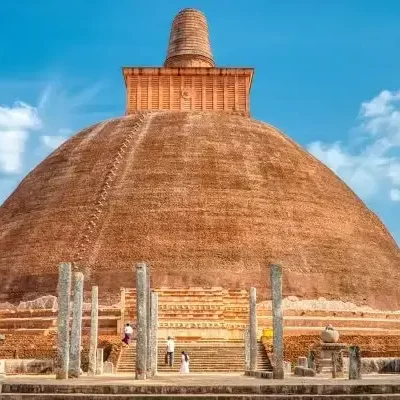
xmin=0 ymin=9 xmax=399 ymax=310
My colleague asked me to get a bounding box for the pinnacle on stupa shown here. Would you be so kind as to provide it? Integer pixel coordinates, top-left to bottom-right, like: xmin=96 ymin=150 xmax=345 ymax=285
xmin=164 ymin=8 xmax=215 ymax=68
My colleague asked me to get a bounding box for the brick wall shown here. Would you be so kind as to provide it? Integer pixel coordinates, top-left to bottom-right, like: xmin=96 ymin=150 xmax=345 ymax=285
xmin=282 ymin=334 xmax=400 ymax=363
xmin=0 ymin=334 xmax=122 ymax=370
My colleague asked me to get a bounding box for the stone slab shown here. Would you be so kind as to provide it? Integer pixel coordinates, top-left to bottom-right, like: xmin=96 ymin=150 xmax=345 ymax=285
xmin=297 ymin=356 xmax=308 ymax=368
xmin=103 ymin=362 xmax=114 ymax=374
xmin=4 ymin=359 xmax=54 ymax=375
xmin=3 ymin=395 xmax=400 ymax=400
xmin=0 ymin=359 xmax=5 ymax=375
xmin=361 ymin=358 xmax=400 ymax=374
xmin=2 ymin=373 xmax=400 ymax=396
xmin=245 ymin=370 xmax=273 ymax=379
xmin=294 ymin=366 xmax=316 ymax=377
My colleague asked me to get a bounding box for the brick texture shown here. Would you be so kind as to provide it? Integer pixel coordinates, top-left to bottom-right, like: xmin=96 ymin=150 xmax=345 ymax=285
xmin=0 ymin=112 xmax=398 ymax=309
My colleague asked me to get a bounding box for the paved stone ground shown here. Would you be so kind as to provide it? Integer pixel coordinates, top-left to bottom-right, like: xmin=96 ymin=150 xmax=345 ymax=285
xmin=1 ymin=372 xmax=400 ymax=387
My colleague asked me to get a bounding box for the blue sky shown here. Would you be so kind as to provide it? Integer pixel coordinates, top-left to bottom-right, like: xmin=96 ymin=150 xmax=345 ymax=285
xmin=0 ymin=0 xmax=399 ymax=243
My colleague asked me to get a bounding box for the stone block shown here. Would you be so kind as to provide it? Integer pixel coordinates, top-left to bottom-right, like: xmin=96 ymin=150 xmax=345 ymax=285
xmin=379 ymin=358 xmax=400 ymax=374
xmin=244 ymin=370 xmax=273 ymax=379
xmin=103 ymin=361 xmax=114 ymax=374
xmin=258 ymin=371 xmax=273 ymax=379
xmin=298 ymin=356 xmax=308 ymax=368
xmin=349 ymin=345 xmax=361 ymax=380
xmin=5 ymin=359 xmax=54 ymax=374
xmin=96 ymin=349 xmax=104 ymax=375
xmin=294 ymin=366 xmax=316 ymax=377
xmin=0 ymin=360 xmax=5 ymax=376
xmin=360 ymin=358 xmax=400 ymax=374
xmin=283 ymin=361 xmax=292 ymax=375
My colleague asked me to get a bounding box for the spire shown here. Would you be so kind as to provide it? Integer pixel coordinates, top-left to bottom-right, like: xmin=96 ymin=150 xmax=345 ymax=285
xmin=164 ymin=8 xmax=215 ymax=68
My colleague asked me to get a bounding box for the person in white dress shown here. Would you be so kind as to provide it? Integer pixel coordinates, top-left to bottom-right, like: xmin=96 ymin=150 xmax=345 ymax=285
xmin=179 ymin=351 xmax=190 ymax=374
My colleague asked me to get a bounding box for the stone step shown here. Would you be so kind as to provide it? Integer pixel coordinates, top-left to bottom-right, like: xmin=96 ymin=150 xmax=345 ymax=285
xmin=2 ymin=396 xmax=400 ymax=399
xmin=119 ymin=361 xmax=248 ymax=364
xmin=2 ymin=384 xmax=400 ymax=399
xmin=117 ymin=342 xmax=270 ymax=373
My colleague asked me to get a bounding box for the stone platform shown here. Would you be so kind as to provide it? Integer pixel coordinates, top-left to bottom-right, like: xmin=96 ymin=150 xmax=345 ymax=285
xmin=1 ymin=373 xmax=400 ymax=399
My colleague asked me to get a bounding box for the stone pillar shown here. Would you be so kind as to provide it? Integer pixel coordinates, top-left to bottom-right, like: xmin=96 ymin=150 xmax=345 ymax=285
xmin=56 ymin=262 xmax=72 ymax=379
xmin=0 ymin=359 xmax=5 ymax=378
xmin=119 ymin=288 xmax=126 ymax=333
xmin=136 ymin=262 xmax=148 ymax=380
xmin=150 ymin=291 xmax=158 ymax=376
xmin=146 ymin=265 xmax=151 ymax=376
xmin=249 ymin=287 xmax=257 ymax=371
xmin=96 ymin=348 xmax=104 ymax=375
xmin=349 ymin=345 xmax=361 ymax=380
xmin=308 ymin=350 xmax=316 ymax=370
xmin=88 ymin=286 xmax=99 ymax=376
xmin=244 ymin=326 xmax=250 ymax=371
xmin=270 ymin=263 xmax=284 ymax=379
xmin=69 ymin=271 xmax=84 ymax=378
xmin=331 ymin=352 xmax=338 ymax=378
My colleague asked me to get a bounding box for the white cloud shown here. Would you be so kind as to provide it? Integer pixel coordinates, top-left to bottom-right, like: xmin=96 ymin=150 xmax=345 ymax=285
xmin=308 ymin=89 xmax=400 ymax=203
xmin=0 ymin=79 xmax=109 ymax=205
xmin=360 ymin=90 xmax=400 ymax=118
xmin=390 ymin=189 xmax=400 ymax=202
xmin=0 ymin=102 xmax=41 ymax=173
xmin=40 ymin=135 xmax=67 ymax=150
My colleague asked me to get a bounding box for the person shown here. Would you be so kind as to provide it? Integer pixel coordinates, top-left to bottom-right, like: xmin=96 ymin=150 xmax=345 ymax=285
xmin=122 ymin=323 xmax=133 ymax=345
xmin=166 ymin=336 xmax=175 ymax=367
xmin=179 ymin=351 xmax=189 ymax=374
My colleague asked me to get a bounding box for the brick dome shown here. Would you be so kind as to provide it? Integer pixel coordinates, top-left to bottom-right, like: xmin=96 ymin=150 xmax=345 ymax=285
xmin=0 ymin=111 xmax=399 ymax=309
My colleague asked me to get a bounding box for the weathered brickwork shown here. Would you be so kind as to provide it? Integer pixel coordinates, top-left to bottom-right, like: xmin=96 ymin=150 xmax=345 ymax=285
xmin=0 ymin=334 xmax=121 ymax=371
xmin=282 ymin=334 xmax=400 ymax=364
xmin=123 ymin=68 xmax=252 ymax=115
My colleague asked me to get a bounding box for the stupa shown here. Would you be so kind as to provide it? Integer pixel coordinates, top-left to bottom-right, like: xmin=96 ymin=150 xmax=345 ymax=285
xmin=0 ymin=8 xmax=399 ymax=313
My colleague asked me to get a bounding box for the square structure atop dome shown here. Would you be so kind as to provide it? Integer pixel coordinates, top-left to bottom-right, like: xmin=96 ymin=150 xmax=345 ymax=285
xmin=122 ymin=8 xmax=253 ymax=116
xmin=122 ymin=67 xmax=253 ymax=116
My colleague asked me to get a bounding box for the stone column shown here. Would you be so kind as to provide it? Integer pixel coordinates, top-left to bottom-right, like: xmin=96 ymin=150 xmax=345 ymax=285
xmin=150 ymin=291 xmax=158 ymax=376
xmin=331 ymin=352 xmax=338 ymax=378
xmin=270 ymin=263 xmax=284 ymax=379
xmin=146 ymin=265 xmax=151 ymax=376
xmin=69 ymin=271 xmax=84 ymax=378
xmin=118 ymin=288 xmax=126 ymax=333
xmin=88 ymin=286 xmax=99 ymax=376
xmin=96 ymin=348 xmax=104 ymax=375
xmin=136 ymin=262 xmax=147 ymax=380
xmin=244 ymin=326 xmax=250 ymax=371
xmin=56 ymin=262 xmax=72 ymax=379
xmin=249 ymin=287 xmax=257 ymax=371
xmin=349 ymin=345 xmax=361 ymax=380
xmin=308 ymin=350 xmax=316 ymax=370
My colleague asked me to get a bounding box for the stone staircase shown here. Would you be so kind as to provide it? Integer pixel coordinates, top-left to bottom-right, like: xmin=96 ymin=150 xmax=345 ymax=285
xmin=122 ymin=287 xmax=249 ymax=341
xmin=117 ymin=341 xmax=271 ymax=373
